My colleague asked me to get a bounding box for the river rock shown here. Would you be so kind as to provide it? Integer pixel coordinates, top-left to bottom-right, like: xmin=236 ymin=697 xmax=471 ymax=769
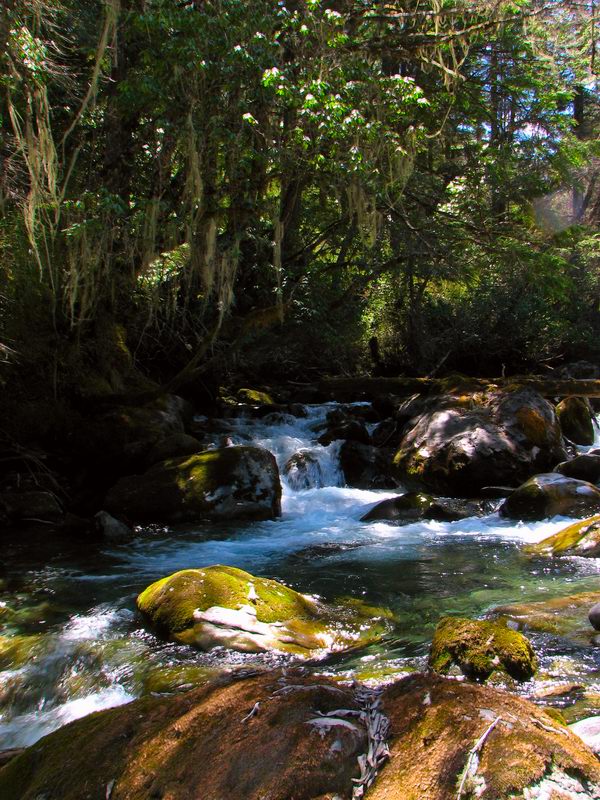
xmin=360 ymin=493 xmax=490 ymax=524
xmin=94 ymin=510 xmax=133 ymax=543
xmin=136 ymin=565 xmax=392 ymax=656
xmin=7 ymin=670 xmax=600 ymax=800
xmin=555 ymin=453 xmax=600 ymax=483
xmin=393 ymin=387 xmax=566 ymax=496
xmin=0 ymin=491 xmax=64 ymax=524
xmin=105 ymin=446 xmax=282 ymax=523
xmin=371 ymin=418 xmax=402 ymax=448
xmin=428 ymin=616 xmax=537 ymax=682
xmin=318 ymin=419 xmax=371 ymax=446
xmin=589 ymin=603 xmax=600 ymax=631
xmin=340 ymin=441 xmax=398 ymax=489
xmin=145 ymin=433 xmax=203 ymax=467
xmin=283 ymin=451 xmax=323 ymax=490
xmin=556 ymin=396 xmax=595 ymax=445
xmin=526 ymin=515 xmax=600 ymax=557
xmin=499 ymin=473 xmax=600 ymax=521
xmin=491 ymin=591 xmax=600 ymax=644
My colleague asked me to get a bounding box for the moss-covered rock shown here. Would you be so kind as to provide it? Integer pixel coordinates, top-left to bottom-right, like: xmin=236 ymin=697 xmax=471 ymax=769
xmin=137 ymin=565 xmax=392 ymax=656
xmin=428 ymin=616 xmax=537 ymax=682
xmin=556 ymin=396 xmax=595 ymax=445
xmin=526 ymin=515 xmax=600 ymax=557
xmin=360 ymin=492 xmax=490 ymax=523
xmin=0 ymin=634 xmax=46 ymax=670
xmin=105 ymin=446 xmax=282 ymax=523
xmin=499 ymin=473 xmax=600 ymax=521
xmin=237 ymin=388 xmax=275 ymax=405
xmin=393 ymin=387 xmax=566 ymax=496
xmin=365 ymin=673 xmax=600 ymax=800
xmin=491 ymin=591 xmax=600 ymax=643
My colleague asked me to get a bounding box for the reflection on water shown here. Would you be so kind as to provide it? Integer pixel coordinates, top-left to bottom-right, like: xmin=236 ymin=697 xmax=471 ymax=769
xmin=1 ymin=403 xmax=600 ymax=748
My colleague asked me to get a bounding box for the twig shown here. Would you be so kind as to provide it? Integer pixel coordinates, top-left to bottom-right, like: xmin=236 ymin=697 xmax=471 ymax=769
xmin=456 ymin=716 xmax=501 ymax=799
xmin=241 ymin=702 xmax=260 ymax=722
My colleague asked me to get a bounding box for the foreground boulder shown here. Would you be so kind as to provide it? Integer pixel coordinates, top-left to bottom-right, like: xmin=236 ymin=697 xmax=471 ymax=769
xmin=499 ymin=473 xmax=600 ymax=521
xmin=556 ymin=396 xmax=595 ymax=445
xmin=361 ymin=493 xmax=491 ymax=524
xmin=3 ymin=670 xmax=600 ymax=800
xmin=393 ymin=387 xmax=566 ymax=496
xmin=137 ymin=565 xmax=392 ymax=656
xmin=105 ymin=446 xmax=281 ymax=523
xmin=428 ymin=616 xmax=537 ymax=682
xmin=526 ymin=515 xmax=600 ymax=557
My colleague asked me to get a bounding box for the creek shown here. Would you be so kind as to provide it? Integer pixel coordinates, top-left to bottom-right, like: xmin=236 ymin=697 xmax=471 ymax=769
xmin=1 ymin=402 xmax=600 ymax=750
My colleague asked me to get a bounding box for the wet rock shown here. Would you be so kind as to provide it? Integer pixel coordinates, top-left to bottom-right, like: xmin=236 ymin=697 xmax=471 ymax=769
xmin=394 ymin=387 xmax=566 ymax=496
xmin=4 ymin=670 xmax=600 ymax=800
xmin=526 ymin=515 xmax=600 ymax=557
xmin=0 ymin=491 xmax=63 ymax=524
xmin=371 ymin=419 xmax=403 ymax=449
xmin=369 ymin=673 xmax=600 ymax=800
xmin=428 ymin=616 xmax=537 ymax=682
xmin=137 ymin=565 xmax=392 ymax=656
xmin=360 ymin=492 xmax=491 ymax=524
xmin=555 ymin=454 xmax=600 ymax=483
xmin=318 ymin=419 xmax=371 ymax=447
xmin=570 ymin=717 xmax=600 ymax=754
xmin=556 ymin=396 xmax=595 ymax=446
xmin=105 ymin=446 xmax=282 ymax=523
xmin=283 ymin=451 xmax=323 ymax=491
xmin=237 ymin=388 xmax=275 ymax=405
xmin=500 ymin=473 xmax=600 ymax=521
xmin=145 ymin=433 xmax=203 ymax=468
xmin=340 ymin=441 xmax=398 ymax=490
xmin=491 ymin=591 xmax=600 ymax=644
xmin=287 ymin=403 xmax=307 ymax=418
xmin=94 ymin=510 xmax=133 ymax=543
xmin=589 ymin=603 xmax=600 ymax=631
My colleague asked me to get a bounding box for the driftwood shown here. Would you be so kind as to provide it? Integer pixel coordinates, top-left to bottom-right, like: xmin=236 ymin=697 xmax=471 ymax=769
xmin=318 ymin=376 xmax=600 ymax=399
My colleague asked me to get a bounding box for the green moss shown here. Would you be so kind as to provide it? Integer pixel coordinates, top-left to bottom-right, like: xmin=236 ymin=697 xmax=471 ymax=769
xmin=237 ymin=388 xmax=274 ymax=405
xmin=429 ymin=616 xmax=537 ymax=682
xmin=0 ymin=634 xmax=45 ymax=670
xmin=516 ymin=406 xmax=549 ymax=446
xmin=526 ymin=515 xmax=600 ymax=556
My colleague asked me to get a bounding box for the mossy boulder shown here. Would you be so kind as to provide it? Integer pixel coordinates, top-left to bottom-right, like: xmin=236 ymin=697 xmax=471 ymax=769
xmin=366 ymin=673 xmax=600 ymax=800
xmin=556 ymin=396 xmax=595 ymax=445
xmin=360 ymin=492 xmax=490 ymax=524
xmin=491 ymin=591 xmax=600 ymax=643
xmin=105 ymin=446 xmax=282 ymax=523
xmin=137 ymin=565 xmax=392 ymax=656
xmin=237 ymin=388 xmax=275 ymax=405
xmin=526 ymin=515 xmax=600 ymax=557
xmin=428 ymin=616 xmax=537 ymax=682
xmin=499 ymin=473 xmax=600 ymax=521
xmin=393 ymin=387 xmax=566 ymax=496
xmin=555 ymin=453 xmax=600 ymax=483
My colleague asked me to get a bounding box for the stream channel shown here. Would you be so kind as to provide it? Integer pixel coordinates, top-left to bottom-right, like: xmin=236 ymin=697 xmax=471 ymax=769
xmin=2 ymin=401 xmax=600 ymax=750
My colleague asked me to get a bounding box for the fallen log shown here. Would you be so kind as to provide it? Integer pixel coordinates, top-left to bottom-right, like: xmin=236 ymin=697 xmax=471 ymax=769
xmin=318 ymin=376 xmax=600 ymax=399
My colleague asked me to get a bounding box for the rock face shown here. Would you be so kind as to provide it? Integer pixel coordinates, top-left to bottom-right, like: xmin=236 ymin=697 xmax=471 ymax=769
xmin=428 ymin=616 xmax=537 ymax=682
xmin=556 ymin=396 xmax=595 ymax=445
xmin=499 ymin=474 xmax=600 ymax=521
xmin=367 ymin=673 xmax=600 ymax=800
xmin=4 ymin=671 xmax=600 ymax=800
xmin=136 ymin=565 xmax=392 ymax=656
xmin=105 ymin=446 xmax=282 ymax=523
xmin=360 ymin=493 xmax=490 ymax=524
xmin=393 ymin=388 xmax=566 ymax=496
xmin=526 ymin=515 xmax=600 ymax=557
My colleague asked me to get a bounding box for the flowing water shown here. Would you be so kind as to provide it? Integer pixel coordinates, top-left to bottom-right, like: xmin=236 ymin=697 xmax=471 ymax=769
xmin=1 ymin=402 xmax=600 ymax=749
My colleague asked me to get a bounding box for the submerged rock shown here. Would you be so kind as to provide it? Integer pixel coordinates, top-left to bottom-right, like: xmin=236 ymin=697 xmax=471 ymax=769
xmin=428 ymin=616 xmax=537 ymax=682
xmin=105 ymin=446 xmax=281 ymax=523
xmin=360 ymin=492 xmax=490 ymax=524
xmin=491 ymin=591 xmax=600 ymax=644
xmin=5 ymin=670 xmax=600 ymax=800
xmin=556 ymin=396 xmax=595 ymax=446
xmin=526 ymin=515 xmax=600 ymax=557
xmin=283 ymin=450 xmax=323 ymax=491
xmin=136 ymin=565 xmax=392 ymax=656
xmin=500 ymin=473 xmax=600 ymax=521
xmin=393 ymin=387 xmax=566 ymax=496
